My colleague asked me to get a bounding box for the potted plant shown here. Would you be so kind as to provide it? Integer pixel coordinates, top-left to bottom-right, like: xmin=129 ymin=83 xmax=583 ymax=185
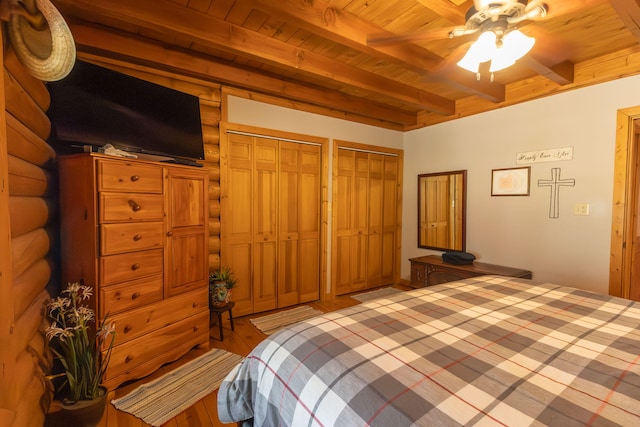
xmin=209 ymin=266 xmax=237 ymax=306
xmin=45 ymin=282 xmax=116 ymax=426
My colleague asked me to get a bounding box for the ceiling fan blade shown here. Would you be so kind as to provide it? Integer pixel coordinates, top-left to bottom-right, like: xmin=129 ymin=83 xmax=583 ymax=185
xmin=528 ymin=0 xmax=603 ymax=20
xmin=367 ymin=26 xmax=467 ymax=46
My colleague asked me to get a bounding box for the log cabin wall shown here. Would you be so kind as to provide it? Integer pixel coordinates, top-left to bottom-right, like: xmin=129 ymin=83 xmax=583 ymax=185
xmin=0 ymin=47 xmax=222 ymax=426
xmin=0 ymin=38 xmax=57 ymax=427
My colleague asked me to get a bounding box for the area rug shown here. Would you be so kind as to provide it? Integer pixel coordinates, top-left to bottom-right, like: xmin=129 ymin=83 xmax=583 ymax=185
xmin=250 ymin=305 xmax=323 ymax=335
xmin=111 ymin=348 xmax=244 ymax=426
xmin=351 ymin=287 xmax=403 ymax=302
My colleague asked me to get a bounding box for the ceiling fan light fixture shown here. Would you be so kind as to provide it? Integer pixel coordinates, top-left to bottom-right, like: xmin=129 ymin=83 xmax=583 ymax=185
xmin=457 ymin=30 xmax=497 ymax=72
xmin=502 ymin=29 xmax=535 ymax=61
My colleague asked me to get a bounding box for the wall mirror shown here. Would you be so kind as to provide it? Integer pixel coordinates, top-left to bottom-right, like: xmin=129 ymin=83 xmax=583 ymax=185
xmin=418 ymin=170 xmax=467 ymax=251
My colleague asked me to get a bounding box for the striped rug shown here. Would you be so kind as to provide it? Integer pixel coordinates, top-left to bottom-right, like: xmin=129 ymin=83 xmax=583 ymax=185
xmin=250 ymin=305 xmax=323 ymax=335
xmin=351 ymin=287 xmax=403 ymax=302
xmin=111 ymin=348 xmax=243 ymax=426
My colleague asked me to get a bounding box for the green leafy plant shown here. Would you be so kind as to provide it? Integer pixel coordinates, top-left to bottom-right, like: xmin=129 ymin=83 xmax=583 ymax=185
xmin=45 ymin=282 xmax=116 ymax=403
xmin=209 ymin=266 xmax=237 ymax=305
xmin=209 ymin=266 xmax=237 ymax=290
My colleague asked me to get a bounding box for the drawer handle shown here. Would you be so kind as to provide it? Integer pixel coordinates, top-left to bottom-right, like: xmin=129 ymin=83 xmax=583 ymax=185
xmin=133 ymin=234 xmax=142 ymax=241
xmin=264 ymin=236 xmax=268 ymax=241
xmin=131 ymin=263 xmax=140 ymax=271
xmin=131 ymin=292 xmax=141 ymax=300
xmin=125 ymin=355 xmax=134 ymax=363
xmin=130 ymin=175 xmax=140 ymax=182
xmin=167 ymin=231 xmax=173 ymax=237
xmin=123 ymin=325 xmax=133 ymax=334
xmin=128 ymin=200 xmax=141 ymax=212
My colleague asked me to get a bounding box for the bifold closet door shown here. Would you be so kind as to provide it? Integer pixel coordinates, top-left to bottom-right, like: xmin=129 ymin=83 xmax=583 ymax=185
xmin=335 ymin=148 xmax=398 ymax=295
xmin=223 ymin=132 xmax=321 ymax=315
xmin=278 ymin=142 xmax=321 ymax=307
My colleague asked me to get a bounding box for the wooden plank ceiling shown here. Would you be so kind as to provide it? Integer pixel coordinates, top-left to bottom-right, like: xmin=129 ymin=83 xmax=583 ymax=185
xmin=51 ymin=0 xmax=640 ymax=130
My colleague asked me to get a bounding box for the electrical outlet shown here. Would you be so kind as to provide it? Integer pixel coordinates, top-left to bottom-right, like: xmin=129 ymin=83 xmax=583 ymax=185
xmin=573 ymin=203 xmax=590 ymax=216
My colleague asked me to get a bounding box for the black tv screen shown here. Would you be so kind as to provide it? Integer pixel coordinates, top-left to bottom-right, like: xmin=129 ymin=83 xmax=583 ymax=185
xmin=47 ymin=60 xmax=204 ymax=161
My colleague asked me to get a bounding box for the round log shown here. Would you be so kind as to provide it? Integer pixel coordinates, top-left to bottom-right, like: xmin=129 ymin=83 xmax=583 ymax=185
xmin=202 ymin=127 xmax=220 ymax=146
xmin=13 ymin=258 xmax=51 ymax=317
xmin=4 ymin=69 xmax=51 ymax=140
xmin=208 ymin=199 xmax=221 ymax=218
xmin=13 ymin=291 xmax=49 ymax=357
xmin=9 ymin=197 xmax=50 ymax=238
xmin=208 ymin=253 xmax=221 ymax=271
xmin=6 ymin=114 xmax=55 ymax=166
xmin=208 ymin=236 xmax=220 ymax=253
xmin=208 ymin=182 xmax=220 ymax=200
xmin=4 ymin=46 xmax=51 ymax=111
xmin=12 ymin=228 xmax=51 ymax=278
xmin=8 ymin=155 xmax=49 ymax=197
xmin=208 ymin=219 xmax=221 ymax=235
xmin=203 ymin=143 xmax=220 ymax=162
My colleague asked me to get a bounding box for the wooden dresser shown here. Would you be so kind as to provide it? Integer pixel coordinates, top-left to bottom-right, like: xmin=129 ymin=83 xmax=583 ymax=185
xmin=58 ymin=153 xmax=209 ymax=389
xmin=409 ymin=255 xmax=532 ymax=288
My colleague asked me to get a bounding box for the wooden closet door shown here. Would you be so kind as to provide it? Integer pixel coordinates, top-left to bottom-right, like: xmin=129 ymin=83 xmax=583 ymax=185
xmin=335 ymin=150 xmax=354 ymax=295
xmin=381 ymin=156 xmax=398 ymax=284
xmin=223 ymin=133 xmax=254 ymax=316
xmin=253 ymin=138 xmax=278 ymax=313
xmin=334 ymin=147 xmax=400 ymax=295
xmin=297 ymin=144 xmax=321 ymax=303
xmin=367 ymin=154 xmax=384 ymax=286
xmin=278 ymin=142 xmax=321 ymax=307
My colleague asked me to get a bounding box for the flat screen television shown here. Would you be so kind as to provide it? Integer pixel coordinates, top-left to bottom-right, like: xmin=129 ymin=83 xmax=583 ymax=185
xmin=47 ymin=60 xmax=205 ymax=162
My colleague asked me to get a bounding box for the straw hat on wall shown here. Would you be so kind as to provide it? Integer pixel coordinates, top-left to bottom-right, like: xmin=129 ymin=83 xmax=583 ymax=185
xmin=2 ymin=0 xmax=75 ymax=81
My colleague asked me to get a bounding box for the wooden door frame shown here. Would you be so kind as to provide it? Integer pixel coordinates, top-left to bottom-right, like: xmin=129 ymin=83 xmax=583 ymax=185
xmin=609 ymin=106 xmax=640 ymax=298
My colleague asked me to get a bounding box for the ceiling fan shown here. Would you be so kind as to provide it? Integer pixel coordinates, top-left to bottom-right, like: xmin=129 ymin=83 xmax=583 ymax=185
xmin=368 ymin=0 xmax=552 ymax=79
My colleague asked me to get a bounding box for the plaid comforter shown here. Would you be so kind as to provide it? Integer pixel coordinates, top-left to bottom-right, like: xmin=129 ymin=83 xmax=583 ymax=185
xmin=218 ymin=275 xmax=640 ymax=426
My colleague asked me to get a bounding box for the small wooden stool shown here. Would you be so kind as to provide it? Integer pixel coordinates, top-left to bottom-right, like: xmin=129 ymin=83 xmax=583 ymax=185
xmin=210 ymin=301 xmax=235 ymax=340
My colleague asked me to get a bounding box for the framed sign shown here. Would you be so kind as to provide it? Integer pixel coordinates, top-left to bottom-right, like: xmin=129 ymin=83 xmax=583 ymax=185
xmin=491 ymin=167 xmax=531 ymax=196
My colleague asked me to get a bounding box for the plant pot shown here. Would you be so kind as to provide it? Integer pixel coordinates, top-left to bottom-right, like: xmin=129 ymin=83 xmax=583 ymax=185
xmin=47 ymin=387 xmax=108 ymax=427
xmin=210 ymin=281 xmax=231 ymax=306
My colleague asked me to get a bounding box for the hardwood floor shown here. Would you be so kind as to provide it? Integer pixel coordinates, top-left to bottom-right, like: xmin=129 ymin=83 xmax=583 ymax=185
xmin=86 ymin=289 xmax=393 ymax=426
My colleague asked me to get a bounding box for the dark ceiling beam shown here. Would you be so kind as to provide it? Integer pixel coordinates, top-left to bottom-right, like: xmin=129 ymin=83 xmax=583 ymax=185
xmin=247 ymin=0 xmax=506 ymax=103
xmin=53 ymin=0 xmax=455 ymax=115
xmin=67 ymin=22 xmax=419 ymax=128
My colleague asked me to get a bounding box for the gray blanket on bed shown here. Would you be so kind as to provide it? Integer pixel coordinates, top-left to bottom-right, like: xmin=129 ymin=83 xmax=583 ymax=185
xmin=218 ymin=275 xmax=640 ymax=426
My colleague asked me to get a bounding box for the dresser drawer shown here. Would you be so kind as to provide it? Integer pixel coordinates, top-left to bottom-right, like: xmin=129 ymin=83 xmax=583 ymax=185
xmin=105 ymin=288 xmax=208 ymax=346
xmin=100 ymin=275 xmax=163 ymax=315
xmin=100 ymin=249 xmax=163 ymax=285
xmin=100 ymin=193 xmax=164 ymax=222
xmin=98 ymin=160 xmax=163 ymax=193
xmin=104 ymin=310 xmax=209 ymax=385
xmin=100 ymin=222 xmax=164 ymax=255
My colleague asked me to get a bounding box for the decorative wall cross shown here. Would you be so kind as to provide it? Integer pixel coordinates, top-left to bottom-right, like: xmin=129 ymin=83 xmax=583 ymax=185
xmin=537 ymin=168 xmax=575 ymax=218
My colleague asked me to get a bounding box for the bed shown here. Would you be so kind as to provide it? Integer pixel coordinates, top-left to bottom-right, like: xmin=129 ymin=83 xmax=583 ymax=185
xmin=217 ymin=275 xmax=640 ymax=426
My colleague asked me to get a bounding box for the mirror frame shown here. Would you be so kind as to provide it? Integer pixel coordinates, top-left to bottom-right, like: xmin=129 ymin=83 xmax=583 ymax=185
xmin=417 ymin=170 xmax=467 ymax=252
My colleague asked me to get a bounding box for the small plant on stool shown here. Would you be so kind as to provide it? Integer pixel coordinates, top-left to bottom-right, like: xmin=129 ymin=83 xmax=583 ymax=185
xmin=209 ymin=266 xmax=237 ymax=306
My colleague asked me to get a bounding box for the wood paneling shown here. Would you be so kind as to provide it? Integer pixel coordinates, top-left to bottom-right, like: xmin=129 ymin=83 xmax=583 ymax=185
xmin=51 ymin=0 xmax=640 ymax=130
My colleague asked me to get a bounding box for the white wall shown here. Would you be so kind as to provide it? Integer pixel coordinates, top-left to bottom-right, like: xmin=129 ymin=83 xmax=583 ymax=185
xmin=404 ymin=74 xmax=640 ymax=294
xmin=226 ymin=76 xmax=640 ymax=295
xmin=227 ymin=96 xmax=404 ymax=149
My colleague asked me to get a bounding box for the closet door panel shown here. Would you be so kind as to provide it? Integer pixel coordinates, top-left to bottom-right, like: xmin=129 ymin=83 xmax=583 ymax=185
xmin=228 ymin=242 xmax=252 ymax=316
xmin=278 ymin=142 xmax=299 ymax=307
xmin=254 ymin=138 xmax=277 ymax=312
xmin=350 ymin=234 xmax=368 ymax=290
xmin=299 ymin=237 xmax=319 ymax=302
xmin=382 ymin=156 xmax=398 ymax=284
xmin=224 ymin=134 xmax=254 ymax=315
xmin=277 ymin=239 xmax=298 ymax=308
